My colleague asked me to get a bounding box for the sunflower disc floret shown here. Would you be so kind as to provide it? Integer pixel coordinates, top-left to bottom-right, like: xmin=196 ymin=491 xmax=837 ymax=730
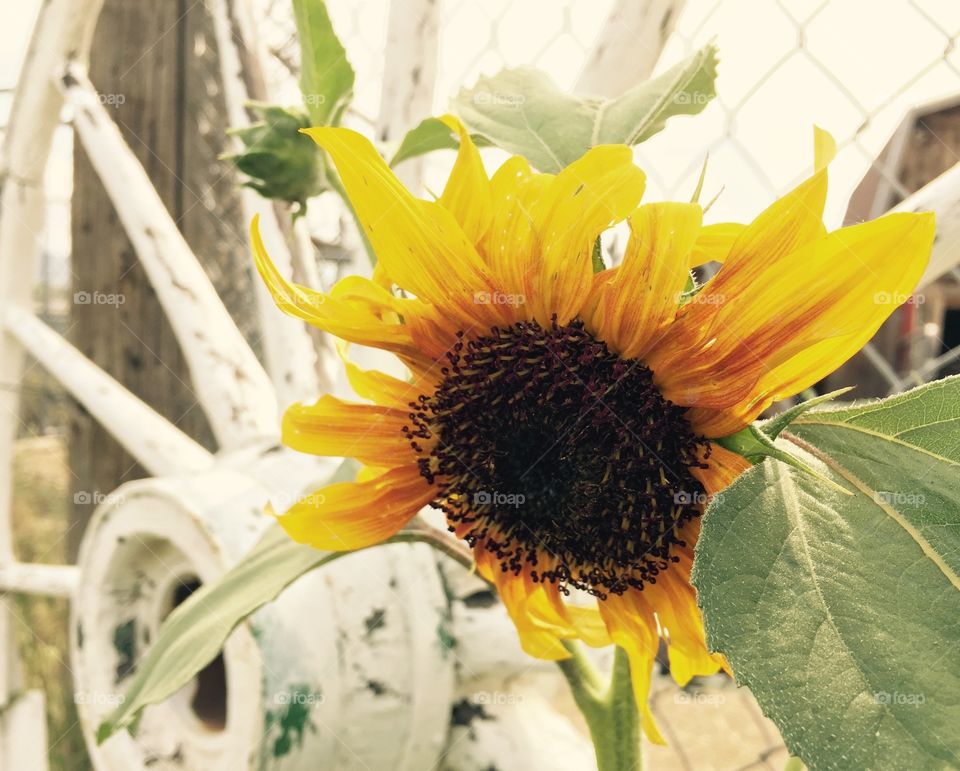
xmin=406 ymin=317 xmax=709 ymax=598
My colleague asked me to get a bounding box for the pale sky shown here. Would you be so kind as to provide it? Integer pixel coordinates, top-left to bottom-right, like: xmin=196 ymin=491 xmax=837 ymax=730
xmin=4 ymin=0 xmax=960 ymax=287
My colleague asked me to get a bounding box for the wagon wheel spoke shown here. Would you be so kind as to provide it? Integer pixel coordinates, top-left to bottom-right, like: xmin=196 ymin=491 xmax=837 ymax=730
xmin=4 ymin=307 xmax=213 ymax=476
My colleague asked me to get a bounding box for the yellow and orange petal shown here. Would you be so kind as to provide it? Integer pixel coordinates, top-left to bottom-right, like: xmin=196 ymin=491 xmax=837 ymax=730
xmin=277 ymin=464 xmax=434 ymax=551
xmin=283 ymin=394 xmax=430 ymax=467
xmin=650 ymin=212 xmax=934 ymax=436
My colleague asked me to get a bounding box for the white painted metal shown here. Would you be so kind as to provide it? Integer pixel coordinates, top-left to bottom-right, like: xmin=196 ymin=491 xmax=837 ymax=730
xmin=71 ymin=445 xmax=457 ymax=771
xmin=2 ymin=691 xmax=51 ymax=771
xmin=73 ymin=472 xmax=266 ymax=771
xmin=62 ymin=68 xmax=280 ymax=450
xmin=0 ymin=1 xmax=103 ymax=768
xmin=444 ymin=679 xmax=598 ymax=771
xmin=0 ymin=562 xmax=79 ymax=598
xmin=576 ymin=0 xmax=687 ymax=96
xmin=4 ymin=307 xmax=213 ymax=477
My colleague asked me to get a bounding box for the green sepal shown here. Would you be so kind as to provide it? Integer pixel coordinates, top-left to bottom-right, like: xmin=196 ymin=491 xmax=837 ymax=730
xmin=677 ymin=271 xmax=700 ymax=305
xmin=592 ymin=237 xmax=605 ymax=273
xmin=759 ymin=387 xmax=854 ymax=440
xmin=225 ymin=103 xmax=327 ymax=208
xmin=717 ymin=423 xmax=851 ymax=496
xmin=690 ymin=153 xmax=709 ymax=203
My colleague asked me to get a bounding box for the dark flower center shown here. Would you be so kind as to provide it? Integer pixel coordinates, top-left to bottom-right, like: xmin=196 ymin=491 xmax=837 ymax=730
xmin=405 ymin=318 xmax=709 ymax=598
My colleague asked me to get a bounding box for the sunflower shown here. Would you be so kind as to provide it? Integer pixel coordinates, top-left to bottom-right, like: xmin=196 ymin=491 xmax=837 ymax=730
xmin=251 ymin=117 xmax=934 ymax=742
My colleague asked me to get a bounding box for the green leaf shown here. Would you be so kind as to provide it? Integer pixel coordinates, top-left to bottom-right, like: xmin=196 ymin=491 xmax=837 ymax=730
xmin=694 ymin=376 xmax=960 ymax=770
xmin=390 ymin=117 xmax=491 ymax=167
xmin=451 ymin=44 xmax=718 ymax=172
xmin=97 ymin=524 xmax=334 ymax=743
xmin=392 ymin=118 xmax=458 ymax=166
xmin=690 ymin=154 xmax=709 ymax=203
xmin=292 ymin=0 xmax=354 ymax=126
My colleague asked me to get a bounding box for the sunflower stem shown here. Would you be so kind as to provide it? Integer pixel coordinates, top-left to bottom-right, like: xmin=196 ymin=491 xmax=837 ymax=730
xmin=557 ymin=642 xmax=642 ymax=771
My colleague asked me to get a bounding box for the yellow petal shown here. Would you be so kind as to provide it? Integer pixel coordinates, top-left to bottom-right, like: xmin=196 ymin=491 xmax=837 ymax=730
xmin=302 ymin=127 xmax=508 ymax=327
xmin=482 ymin=156 xmax=550 ymax=304
xmin=590 ymin=202 xmax=701 ymax=359
xmin=689 ymin=443 xmax=752 ymax=496
xmin=688 ymin=222 xmax=745 ymax=266
xmin=329 ymin=275 xmax=459 ymax=364
xmin=529 ymin=145 xmax=646 ymax=325
xmin=521 ymin=565 xmax=613 ymax=648
xmin=336 ymin=342 xmax=421 ymax=410
xmin=282 ymin=395 xmax=419 ymax=466
xmin=252 ymin=218 xmax=423 ymax=356
xmin=557 ymin=602 xmax=612 ymax=648
xmin=371 ymin=260 xmax=393 ymax=290
xmin=659 ymin=212 xmax=935 ymax=433
xmin=474 ymin=549 xmax=571 ymax=660
xmin=648 ymin=571 xmax=724 ymax=687
xmin=678 ymin=126 xmax=836 ymax=323
xmin=598 ymin=592 xmax=665 ymax=744
xmin=437 ymin=114 xmax=493 ymax=245
xmin=276 ymin=465 xmax=433 ymax=550
xmin=813 ymin=124 xmax=838 ymax=171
